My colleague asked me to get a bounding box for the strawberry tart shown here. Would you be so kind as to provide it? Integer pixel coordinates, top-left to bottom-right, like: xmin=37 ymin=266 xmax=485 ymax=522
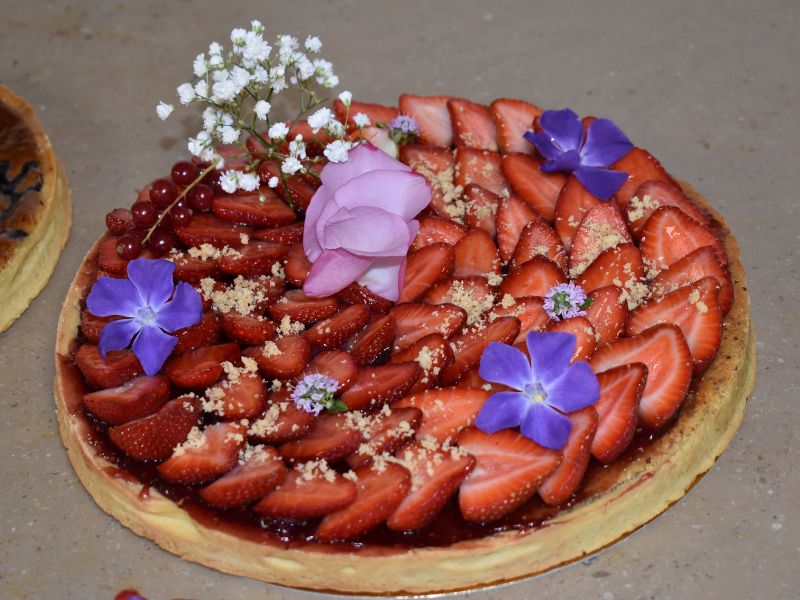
xmin=54 ymin=25 xmax=754 ymax=595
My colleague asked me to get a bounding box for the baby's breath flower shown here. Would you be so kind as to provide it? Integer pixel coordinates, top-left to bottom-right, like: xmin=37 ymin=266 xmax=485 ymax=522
xmin=209 ymin=41 xmax=223 ymax=56
xmin=296 ymin=56 xmax=315 ymax=81
xmin=326 ymin=118 xmax=345 ymax=138
xmin=267 ymin=176 xmax=280 ymax=188
xmin=307 ymin=107 xmax=332 ymax=132
xmin=324 ymin=139 xmax=352 ymax=163
xmin=338 ymin=90 xmax=352 ymax=106
xmin=187 ymin=131 xmax=211 ymax=157
xmin=238 ymin=172 xmax=260 ymax=192
xmin=176 ymin=83 xmax=196 ymax=105
xmin=289 ymin=135 xmax=306 ymax=160
xmin=353 ymin=112 xmax=371 ymax=129
xmin=156 ymin=101 xmax=174 ymax=120
xmin=194 ymin=80 xmax=208 ymax=98
xmin=252 ymin=65 xmax=269 ymax=84
xmin=254 ymin=100 xmax=271 ymax=121
xmin=211 ymin=79 xmax=237 ymax=103
xmin=209 ymin=52 xmax=224 ymax=68
xmin=231 ymin=28 xmax=248 ymax=48
xmin=193 ymin=53 xmax=208 ymax=77
xmin=230 ymin=65 xmax=251 ymax=91
xmin=251 ymin=19 xmax=264 ymax=33
xmin=242 ymin=31 xmax=271 ymax=66
xmin=220 ymin=170 xmax=240 ymax=194
xmin=219 ymin=125 xmax=241 ymax=145
xmin=268 ymin=122 xmax=289 ymax=140
xmin=281 ymin=156 xmax=303 ymax=175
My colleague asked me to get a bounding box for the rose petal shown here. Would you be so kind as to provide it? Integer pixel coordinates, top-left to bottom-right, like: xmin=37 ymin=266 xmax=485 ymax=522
xmin=87 ymin=277 xmax=141 ymax=318
xmin=526 ymin=331 xmax=576 ymax=385
xmin=319 ymin=142 xmax=409 ymax=192
xmin=303 ymin=248 xmax=374 ymax=298
xmin=523 ymin=131 xmax=563 ymax=162
xmin=475 ymin=391 xmax=528 ymax=433
xmin=356 ymin=255 xmax=405 ymax=301
xmin=126 ymin=258 xmax=177 ymax=308
xmin=322 ymin=205 xmax=412 ymax=257
xmin=579 ymin=118 xmax=633 ymax=167
xmin=478 ymin=342 xmax=533 ymax=391
xmin=133 ymin=325 xmax=178 ymax=376
xmin=154 ymin=281 xmax=203 ymax=332
xmin=98 ymin=318 xmax=140 ymax=357
xmin=539 ymin=109 xmax=583 ymax=153
xmin=520 ymin=402 xmax=572 ymax=450
xmin=545 ymin=361 xmax=601 ymax=414
xmin=330 ymin=169 xmax=431 ymax=222
xmin=574 ymin=166 xmax=629 ymax=201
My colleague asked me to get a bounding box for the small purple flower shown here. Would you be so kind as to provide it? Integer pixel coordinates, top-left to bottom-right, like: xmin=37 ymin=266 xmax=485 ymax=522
xmin=388 ymin=114 xmax=420 ymax=135
xmin=544 ymin=282 xmax=592 ymax=321
xmin=292 ymin=373 xmax=345 ymax=415
xmin=475 ymin=331 xmax=600 ymax=450
xmin=523 ymin=109 xmax=633 ymax=200
xmin=86 ymin=258 xmax=203 ymax=376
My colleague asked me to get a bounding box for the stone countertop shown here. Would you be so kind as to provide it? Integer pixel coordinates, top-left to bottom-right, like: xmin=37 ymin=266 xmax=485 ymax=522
xmin=0 ymin=0 xmax=797 ymax=598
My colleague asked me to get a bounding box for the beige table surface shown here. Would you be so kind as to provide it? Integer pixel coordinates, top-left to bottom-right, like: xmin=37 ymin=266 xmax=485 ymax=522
xmin=1 ymin=0 xmax=797 ymax=598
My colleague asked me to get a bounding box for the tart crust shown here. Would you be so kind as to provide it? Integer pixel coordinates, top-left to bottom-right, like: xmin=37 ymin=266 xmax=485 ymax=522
xmin=54 ymin=183 xmax=754 ymax=595
xmin=0 ymin=85 xmax=72 ymax=332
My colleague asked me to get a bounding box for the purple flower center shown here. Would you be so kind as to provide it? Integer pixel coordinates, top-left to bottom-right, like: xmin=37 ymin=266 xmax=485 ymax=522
xmin=523 ymin=382 xmax=547 ymax=404
xmin=135 ymin=305 xmax=157 ymax=326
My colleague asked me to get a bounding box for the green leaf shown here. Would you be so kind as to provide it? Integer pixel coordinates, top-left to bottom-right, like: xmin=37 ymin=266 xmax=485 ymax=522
xmin=580 ymin=297 xmax=594 ymax=310
xmin=327 ymin=399 xmax=349 ymax=414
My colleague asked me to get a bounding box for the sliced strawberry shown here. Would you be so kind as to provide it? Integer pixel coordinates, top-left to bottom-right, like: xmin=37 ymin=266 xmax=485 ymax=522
xmin=243 ymin=335 xmax=311 ymax=379
xmin=316 ymin=462 xmax=411 ymax=542
xmin=75 ymin=345 xmax=142 ymax=389
xmin=83 ymin=375 xmax=170 ymax=425
xmin=489 ymin=296 xmax=550 ymax=344
xmin=538 ymin=407 xmax=598 ymax=505
xmin=303 ymin=350 xmax=359 ymax=391
xmin=553 ymin=175 xmax=604 ymax=251
xmin=335 ymin=283 xmax=393 ymax=314
xmin=346 ymin=407 xmax=422 ymax=468
xmin=174 ymin=213 xmax=253 ymax=249
xmin=454 ymin=148 xmax=508 ymax=195
xmin=340 ymin=362 xmax=422 ymax=411
xmin=248 ymin=389 xmax=316 ymax=444
xmin=457 ymin=428 xmax=561 ymax=522
xmin=390 ymin=302 xmax=467 ymax=350
xmin=640 ymin=206 xmax=727 ymax=274
xmin=204 ymin=276 xmax=284 ymax=311
xmin=410 ymin=216 xmax=466 ymax=252
xmin=627 ymin=180 xmax=709 ymax=236
xmin=501 ymin=153 xmax=565 ymax=222
xmin=490 ymin=98 xmax=541 ymax=154
xmin=79 ymin=311 xmax=118 ymax=344
xmin=568 ymin=203 xmax=632 ymax=276
xmin=499 ymin=257 xmax=566 ymax=298
xmin=305 ymin=304 xmax=371 ymax=349
xmin=650 ymin=246 xmax=733 ymax=314
xmin=396 ymin=387 xmax=489 ymax=442
xmin=440 ymin=317 xmax=520 ymax=384
xmin=398 ymin=144 xmax=458 ymax=219
xmin=391 ymin=333 xmax=454 ymax=391
xmin=591 ymin=323 xmax=692 ymax=429
xmin=627 ymin=277 xmax=723 ymax=372
xmin=591 ymin=363 xmax=646 ymax=463
xmin=344 ymin=315 xmax=397 ymax=366
xmin=268 ymin=289 xmax=338 ymax=324
xmin=453 ymin=229 xmax=501 ymax=278
xmin=575 ymin=245 xmax=644 ymax=301
xmin=399 ymin=243 xmax=455 ymax=303
xmin=425 ymin=277 xmax=495 ymax=315
xmin=387 ymin=444 xmax=475 ymax=531
xmin=284 ymin=243 xmax=311 ymax=286
xmin=333 ymin=98 xmax=398 ymax=128
xmin=258 ymin=162 xmax=317 ymax=212
xmin=219 ymin=312 xmax=276 ymax=346
xmin=612 ymin=147 xmax=678 ymax=207
xmin=546 ymin=317 xmax=596 ymax=362
xmin=495 ymin=192 xmax=535 ymax=262
xmin=509 ymin=215 xmax=568 ymax=271
xmin=207 ymin=372 xmax=267 ymax=421
xmin=279 ymin=413 xmax=361 ymax=463
xmin=108 ymin=396 xmax=200 ymax=461
xmin=463 ymin=184 xmax=499 ymax=238
xmin=199 ymin=445 xmax=288 ymax=508
xmin=447 ymin=98 xmax=498 ymax=151
xmin=97 ymin=236 xmax=145 ymax=277
xmin=171 ymin=253 xmax=218 ymax=283
xmin=252 ymin=222 xmax=304 ymax=245
xmin=398 ymin=93 xmax=453 ymax=146
xmin=164 ymin=343 xmax=240 ymax=391
xmin=585 ymin=286 xmax=628 ymax=346
xmin=254 ymin=467 xmax=358 ymax=520
xmin=105 ymin=207 xmax=134 ymax=234
xmin=287 ymin=120 xmax=332 ymax=156
xmin=158 ymin=422 xmax=245 ymax=485
xmin=212 ymin=191 xmax=296 ymax=227
xmin=218 ymin=241 xmax=288 ymax=277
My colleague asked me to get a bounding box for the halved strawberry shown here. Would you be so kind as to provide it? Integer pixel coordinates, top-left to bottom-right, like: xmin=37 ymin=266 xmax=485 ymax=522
xmin=340 ymin=362 xmax=422 ymax=411
xmin=440 ymin=317 xmax=520 ymax=384
xmin=509 ymin=215 xmax=568 ymax=271
xmin=553 ymin=175 xmax=603 ymax=250
xmin=399 ymin=243 xmax=455 ymax=303
xmin=303 ymin=350 xmax=359 ymax=391
xmin=105 ymin=207 xmax=134 ymax=234
xmin=454 ymin=148 xmax=508 ymax=195
xmin=628 ymin=277 xmax=722 ymax=372
xmin=575 ymin=243 xmax=645 ymax=294
xmin=79 ymin=311 xmax=118 ymax=344
xmin=344 ymin=315 xmax=397 ymax=366
xmin=640 ymin=206 xmax=727 ymax=274
xmin=457 ymin=427 xmax=561 ymax=522
xmin=345 ymin=407 xmax=422 ymax=468
xmin=425 ymin=277 xmax=495 ymax=317
xmin=538 ymin=407 xmax=598 ymax=505
xmin=499 ymin=257 xmax=567 ymax=298
xmin=83 ymin=375 xmax=170 ymax=425
xmin=568 ymin=203 xmax=632 ymax=276
xmin=650 ymin=246 xmax=733 ymax=314
xmin=268 ymin=289 xmax=338 ymax=323
xmin=396 ymin=387 xmax=489 ymax=442
xmin=390 ymin=302 xmax=467 ymax=350
xmin=410 ymin=216 xmax=466 ymax=252
xmin=207 ymin=372 xmax=267 ymax=421
xmin=279 ymin=413 xmax=361 ymax=463
xmin=490 ymin=296 xmax=550 ymax=345
xmin=626 ymin=180 xmax=709 ymax=236
xmin=108 ymin=396 xmax=200 ymax=461
xmin=212 ymin=191 xmax=296 ymax=227
xmin=391 ymin=333 xmax=454 ymax=391
xmin=585 ymin=286 xmax=628 ymax=346
xmin=463 ymin=184 xmax=499 ymax=238
xmin=174 ymin=213 xmax=253 ymax=248
xmin=75 ymin=345 xmax=142 ymax=389
xmin=171 ymin=253 xmax=218 ymax=283
xmin=243 ymin=335 xmax=311 ymax=379
xmin=305 ymin=304 xmax=371 ymax=349
xmin=257 ymin=160 xmax=317 ymax=212
xmin=218 ymin=241 xmax=288 ymax=277
xmin=591 ymin=363 xmax=646 ymax=463
xmin=453 ymin=229 xmax=501 ymax=278
xmin=336 ymin=283 xmax=393 ymax=314
xmin=253 ymin=222 xmax=304 ymax=245
xmin=284 ymin=243 xmax=311 ymax=286
xmin=199 ymin=445 xmax=288 ymax=508
xmin=591 ymin=324 xmax=692 ymax=429
xmin=287 ymin=120 xmax=332 ymax=156
xmin=612 ymin=147 xmax=678 ymax=207
xmin=219 ymin=312 xmax=276 ymax=346
xmin=248 ymin=389 xmax=316 ymax=444
xmin=164 ymin=343 xmax=241 ymax=391
xmin=254 ymin=467 xmax=358 ymax=520
xmin=495 ymin=192 xmax=535 ymax=262
xmin=501 ymin=153 xmax=565 ymax=222
xmin=546 ymin=317 xmax=596 ymax=362
xmin=448 ymin=98 xmax=498 ymax=151
xmin=387 ymin=444 xmax=475 ymax=531
xmin=490 ymin=98 xmax=541 ymax=154
xmin=398 ymin=93 xmax=453 ymax=146
xmin=158 ymin=422 xmax=245 ymax=485
xmin=316 ymin=462 xmax=411 ymax=542
xmin=398 ymin=144 xmax=458 ymax=219
xmin=333 ymin=98 xmax=398 ymax=128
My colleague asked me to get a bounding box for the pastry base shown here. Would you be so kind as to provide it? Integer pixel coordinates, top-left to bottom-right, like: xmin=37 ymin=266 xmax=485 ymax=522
xmin=54 ymin=183 xmax=754 ymax=595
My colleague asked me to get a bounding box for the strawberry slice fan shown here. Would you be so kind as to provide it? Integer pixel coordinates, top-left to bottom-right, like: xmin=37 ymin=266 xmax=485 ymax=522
xmin=54 ymin=22 xmax=755 ymax=596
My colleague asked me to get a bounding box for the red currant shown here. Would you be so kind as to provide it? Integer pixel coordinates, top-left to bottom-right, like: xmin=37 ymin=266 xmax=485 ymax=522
xmin=171 ymin=206 xmax=192 ymax=228
xmin=147 ymin=229 xmax=176 ymax=257
xmin=131 ymin=201 xmax=158 ymax=227
xmin=188 ymin=184 xmax=214 ymax=212
xmin=171 ymin=161 xmax=200 ymax=186
xmin=149 ymin=178 xmax=178 ymax=208
xmin=203 ymin=170 xmax=226 ymax=195
xmin=116 ymin=234 xmax=142 ymax=259
xmin=105 ymin=208 xmax=133 ymax=234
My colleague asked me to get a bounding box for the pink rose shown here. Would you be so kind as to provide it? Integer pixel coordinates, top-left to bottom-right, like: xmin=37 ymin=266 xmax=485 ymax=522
xmin=303 ymin=143 xmax=431 ymax=301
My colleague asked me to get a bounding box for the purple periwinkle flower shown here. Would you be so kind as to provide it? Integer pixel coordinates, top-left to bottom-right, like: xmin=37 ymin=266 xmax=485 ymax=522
xmin=86 ymin=258 xmax=203 ymax=376
xmin=292 ymin=373 xmax=345 ymax=415
xmin=523 ymin=109 xmax=633 ymax=201
xmin=544 ymin=282 xmax=591 ymax=321
xmin=475 ymin=331 xmax=600 ymax=450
